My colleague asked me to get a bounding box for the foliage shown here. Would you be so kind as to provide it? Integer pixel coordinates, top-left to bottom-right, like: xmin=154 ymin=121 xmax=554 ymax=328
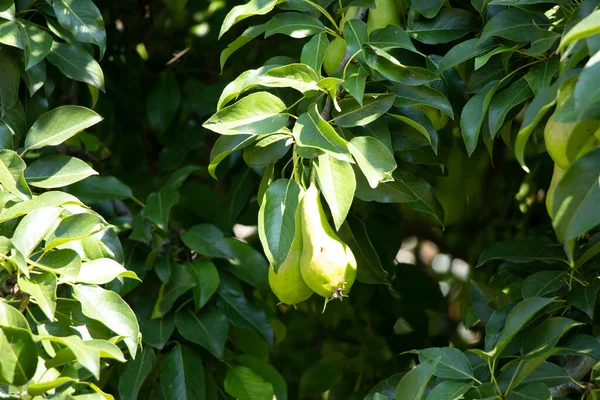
xmin=1 ymin=0 xmax=600 ymax=399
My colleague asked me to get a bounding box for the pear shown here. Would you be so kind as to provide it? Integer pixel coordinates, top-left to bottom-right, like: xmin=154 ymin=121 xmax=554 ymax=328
xmin=545 ymin=163 xmax=565 ymax=218
xmin=300 ymin=183 xmax=357 ymax=300
xmin=268 ymin=198 xmax=314 ymax=305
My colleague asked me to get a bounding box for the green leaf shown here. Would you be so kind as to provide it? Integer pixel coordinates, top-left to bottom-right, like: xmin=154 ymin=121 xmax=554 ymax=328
xmin=142 ymin=188 xmax=179 ymax=231
xmin=299 ymin=353 xmax=345 ymax=395
xmin=498 ymin=361 xmax=568 ymax=392
xmin=552 ymin=148 xmax=600 ymax=242
xmin=475 ymin=44 xmax=522 ymax=71
xmin=209 ymin=134 xmax=256 ymax=178
xmin=243 ymin=133 xmax=292 ymax=166
xmin=398 ymin=171 xmax=445 ymax=225
xmin=160 ymin=344 xmax=205 ymax=400
xmin=265 ymin=12 xmax=324 ymax=38
xmin=18 ymin=272 xmax=57 ymax=320
xmin=493 ymin=297 xmax=554 ymax=356
xmin=365 ymin=373 xmax=406 ymax=400
xmin=24 ymin=106 xmax=102 ymax=152
xmin=53 ymin=0 xmax=106 ymax=58
xmin=488 ymin=78 xmax=533 ymax=137
xmin=45 ymin=213 xmax=104 ymax=250
xmin=224 ymin=366 xmax=274 ymax=400
xmin=555 ymin=334 xmax=600 ymax=359
xmin=480 ymin=8 xmax=548 ymax=44
xmin=181 ymin=224 xmax=233 ymax=259
xmin=477 ymin=240 xmax=567 ymax=267
xmin=13 ymin=207 xmax=63 ymax=258
xmin=236 ymin=355 xmax=287 ymax=400
xmin=147 ymin=72 xmax=180 ymax=134
xmin=225 ymin=238 xmax=269 ymax=292
xmin=219 ymin=0 xmax=278 ymax=39
xmin=72 ymin=284 xmax=140 ymax=358
xmin=258 ymin=178 xmax=301 ymax=271
xmin=301 ymin=33 xmax=328 ymax=77
xmin=524 ymin=58 xmax=559 ymax=95
xmin=0 ymin=19 xmax=22 ymax=49
xmin=396 ymin=358 xmax=440 ymax=400
xmin=0 ymin=49 xmax=19 ymax=111
xmin=412 ymin=0 xmax=444 ymax=19
xmin=522 ymin=317 xmax=582 ymax=359
xmin=76 ymin=258 xmax=137 ymax=285
xmin=118 ymin=347 xmax=155 ymax=400
xmin=186 ymin=259 xmax=220 ymax=310
xmin=343 ymin=63 xmax=369 ymax=104
xmin=0 ymin=326 xmax=38 ymax=385
xmin=515 ymin=83 xmax=559 ymax=171
xmin=1 ymin=99 xmax=26 ymax=138
xmin=426 ymin=381 xmax=473 ymax=400
xmin=0 ymin=149 xmax=32 ymax=200
xmin=0 ymin=191 xmax=82 ymax=223
xmin=293 ymin=104 xmax=353 ymax=162
xmin=21 ymin=60 xmax=46 ymax=96
xmin=204 ymin=92 xmax=288 ymax=135
xmin=42 ymin=335 xmax=101 ymax=378
xmin=343 ymin=19 xmax=368 ymax=57
xmin=68 ymin=175 xmax=132 ymax=203
xmin=333 ymin=94 xmax=396 ymax=127
xmin=155 ymin=264 xmax=196 ymax=316
xmin=408 ymin=9 xmax=478 ymax=45
xmin=575 ymin=50 xmax=600 ymax=113
xmin=46 ymin=42 xmax=105 ymax=91
xmin=567 ymin=279 xmax=600 ymax=319
xmin=392 ymin=84 xmax=453 ymax=118
xmin=221 ymin=24 xmax=267 ymax=71
xmin=461 ymin=81 xmax=499 ymax=156
xmin=506 ymin=383 xmax=550 ymax=400
xmin=17 ymin=20 xmax=52 ymax=70
xmin=0 ymin=1 xmax=15 ymax=20
xmin=349 ymin=136 xmax=397 ymax=188
xmin=175 ymin=307 xmax=229 ymax=359
xmin=559 ymin=10 xmax=600 ymax=51
xmin=216 ymin=275 xmax=273 ymax=347
xmin=139 ymin=314 xmax=174 ymax=350
xmin=354 ymin=170 xmax=417 ymax=203
xmin=24 ymin=155 xmax=97 ymax=188
xmin=521 ymin=271 xmax=568 ymax=299
xmin=315 ymin=153 xmax=356 ymax=230
xmin=389 ymin=108 xmax=439 ymax=153
xmin=419 ymin=348 xmax=475 ymax=380
xmin=363 ymin=45 xmax=437 ymax=86
xmin=368 ymin=25 xmax=417 ymax=53
xmin=27 ymin=377 xmax=77 ymax=396
xmin=0 ymin=301 xmax=29 ymax=330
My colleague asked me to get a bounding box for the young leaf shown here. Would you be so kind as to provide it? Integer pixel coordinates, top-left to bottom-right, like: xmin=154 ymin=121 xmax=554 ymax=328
xmin=219 ymin=0 xmax=278 ymax=39
xmin=315 ymin=153 xmax=356 ymax=230
xmin=76 ymin=258 xmax=137 ymax=285
xmin=0 ymin=149 xmax=32 ymax=200
xmin=559 ymin=9 xmax=600 ymax=51
xmin=18 ymin=272 xmax=57 ymax=320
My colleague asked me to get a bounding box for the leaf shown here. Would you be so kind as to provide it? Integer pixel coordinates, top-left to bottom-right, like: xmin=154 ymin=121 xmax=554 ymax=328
xmin=118 ymin=347 xmax=155 ymax=400
xmin=27 ymin=377 xmax=77 ymax=396
xmin=160 ymin=344 xmax=205 ymax=400
xmin=72 ymin=284 xmax=140 ymax=358
xmin=368 ymin=25 xmax=417 ymax=53
xmin=354 ymin=170 xmax=417 ymax=203
xmin=24 ymin=155 xmax=98 ymax=188
xmin=522 ymin=317 xmax=582 ymax=359
xmin=221 ymin=24 xmax=267 ymax=71
xmin=53 ymin=0 xmax=106 ymax=57
xmin=76 ymin=258 xmax=137 ymax=285
xmin=343 ymin=63 xmax=369 ymax=104
xmin=0 ymin=302 xmax=29 ymax=330
xmin=175 ymin=307 xmax=229 ymax=359
xmin=0 ymin=149 xmax=32 ymax=200
xmin=343 ymin=19 xmax=368 ymax=56
xmin=142 ymin=188 xmax=179 ymax=231
xmin=0 ymin=19 xmax=22 ymax=48
xmin=216 ymin=275 xmax=273 ymax=347
xmin=480 ymin=8 xmax=548 ymax=44
xmin=396 ymin=358 xmax=440 ymax=400
xmin=389 ymin=108 xmax=439 ymax=153
xmin=183 ymin=259 xmax=219 ymax=311
xmin=181 ymin=224 xmax=233 ymax=259
xmin=397 ymin=171 xmax=445 ymax=225
xmin=139 ymin=314 xmax=174 ymax=350
xmin=498 ymin=361 xmax=569 ymax=392
xmin=219 ymin=0 xmax=278 ymax=39
xmin=475 ymin=44 xmax=522 ymax=70
xmin=43 ymin=335 xmax=100 ymax=378
xmin=225 ymin=238 xmax=269 ymax=292
xmin=236 ymin=355 xmax=287 ymax=400
xmin=477 ymin=240 xmax=567 ymax=267
xmin=147 ymin=72 xmax=181 ymax=134
xmin=552 ymin=148 xmax=600 ymax=242
xmin=203 ymin=92 xmax=288 ymax=135
xmin=488 ymin=78 xmax=533 ymax=136
xmin=332 ymin=94 xmax=396 ymax=127
xmin=265 ymin=12 xmax=324 ymax=38
xmin=46 ymin=42 xmax=105 ymax=91
xmin=23 ymin=106 xmax=102 ymax=152
xmin=0 ymin=326 xmax=38 ymax=385
xmin=224 ymin=366 xmax=274 ymax=400
xmin=567 ymin=279 xmax=600 ymax=319
xmin=0 ymin=0 xmax=15 ymax=20
xmin=505 ymin=383 xmax=550 ymax=400
xmin=68 ymin=175 xmax=132 ymax=203
xmin=45 ymin=213 xmax=104 ymax=250
xmin=515 ymin=83 xmax=559 ymax=171
xmin=408 ymin=9 xmax=478 ymax=45
xmin=17 ymin=20 xmax=52 ymax=70
xmin=243 ymin=134 xmax=292 ymax=167
xmin=556 ymin=334 xmax=600 ymax=359
xmin=300 ymin=33 xmax=328 ymax=77
xmin=299 ymin=353 xmax=345 ymax=395
xmin=0 ymin=191 xmax=82 ymax=223
xmin=363 ymin=45 xmax=437 ymax=86
xmin=18 ymin=273 xmax=57 ymax=320
xmin=461 ymin=81 xmax=499 ymax=156
xmin=155 ymin=264 xmax=196 ymax=316
xmin=315 ymin=153 xmax=356 ymax=230
xmin=293 ymin=104 xmax=353 ymax=162
xmin=0 ymin=49 xmax=19 ymax=111
xmin=209 ymin=134 xmax=256 ymax=178
xmin=419 ymin=348 xmax=475 ymax=380
xmin=412 ymin=0 xmax=444 ymax=19
xmin=349 ymin=136 xmax=397 ymax=188
xmin=13 ymin=207 xmax=63 ymax=258
xmin=426 ymin=381 xmax=473 ymax=400
xmin=392 ymin=84 xmax=453 ymax=118
xmin=521 ymin=271 xmax=568 ymax=299
xmin=493 ymin=297 xmax=554 ymax=356
xmin=364 ymin=373 xmax=406 ymax=400
xmin=524 ymin=58 xmax=559 ymax=95
xmin=559 ymin=10 xmax=600 ymax=51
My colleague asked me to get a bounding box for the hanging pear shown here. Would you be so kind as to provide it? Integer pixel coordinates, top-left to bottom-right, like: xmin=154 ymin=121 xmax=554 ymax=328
xmin=268 ymin=196 xmax=314 ymax=305
xmin=300 ymin=182 xmax=357 ymax=300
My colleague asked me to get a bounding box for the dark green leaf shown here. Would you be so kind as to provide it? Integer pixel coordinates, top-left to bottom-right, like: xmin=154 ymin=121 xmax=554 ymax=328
xmin=301 ymin=33 xmax=328 ymax=77
xmin=521 ymin=271 xmax=568 ymax=299
xmin=68 ymin=175 xmax=132 ymax=203
xmin=265 ymin=13 xmax=324 ymax=38
xmin=186 ymin=259 xmax=220 ymax=310
xmin=175 ymin=307 xmax=229 ymax=359
xmin=419 ymin=348 xmax=475 ymax=380
xmin=300 ymin=353 xmax=345 ymax=395
xmin=396 ymin=358 xmax=439 ymax=400
xmin=477 ymin=240 xmax=567 ymax=267
xmin=426 ymin=381 xmax=473 ymax=400
xmin=224 ymin=366 xmax=274 ymax=400
xmin=408 ymin=9 xmax=478 ymax=45
xmin=363 ymin=44 xmax=438 ymax=86
xmin=221 ymin=24 xmax=267 ymax=71
xmin=181 ymin=224 xmax=233 ymax=259
xmin=160 ymin=344 xmax=205 ymax=400
xmin=147 ymin=73 xmax=180 ymax=134
xmin=118 ymin=348 xmax=155 ymax=400
xmin=333 ymin=94 xmax=396 ymax=127
xmin=0 ymin=326 xmax=38 ymax=386
xmin=52 ymin=0 xmax=106 ymax=57
xmin=461 ymin=81 xmax=499 ymax=155
xmin=488 ymin=78 xmax=533 ymax=136
xmin=46 ymin=42 xmax=104 ymax=91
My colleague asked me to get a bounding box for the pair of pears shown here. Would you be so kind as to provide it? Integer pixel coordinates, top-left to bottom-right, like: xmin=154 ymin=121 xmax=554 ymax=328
xmin=544 ymin=79 xmax=600 ymax=216
xmin=268 ymin=183 xmax=357 ymax=305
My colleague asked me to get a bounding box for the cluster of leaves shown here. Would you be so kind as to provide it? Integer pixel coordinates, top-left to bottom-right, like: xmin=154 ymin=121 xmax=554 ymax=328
xmin=0 ymin=0 xmax=142 ymax=398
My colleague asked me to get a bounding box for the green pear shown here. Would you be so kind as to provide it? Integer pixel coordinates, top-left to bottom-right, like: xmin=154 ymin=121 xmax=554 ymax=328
xmin=300 ymin=183 xmax=357 ymax=300
xmin=268 ymin=198 xmax=314 ymax=305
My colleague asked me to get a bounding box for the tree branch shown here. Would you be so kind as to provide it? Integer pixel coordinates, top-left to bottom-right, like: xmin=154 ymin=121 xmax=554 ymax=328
xmin=320 ymin=7 xmax=368 ymax=121
xmin=550 ymin=338 xmax=600 ymax=397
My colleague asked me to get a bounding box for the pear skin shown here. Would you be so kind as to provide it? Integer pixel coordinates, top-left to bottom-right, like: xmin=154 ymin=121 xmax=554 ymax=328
xmin=268 ymin=197 xmax=314 ymax=305
xmin=300 ymin=183 xmax=357 ymax=299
